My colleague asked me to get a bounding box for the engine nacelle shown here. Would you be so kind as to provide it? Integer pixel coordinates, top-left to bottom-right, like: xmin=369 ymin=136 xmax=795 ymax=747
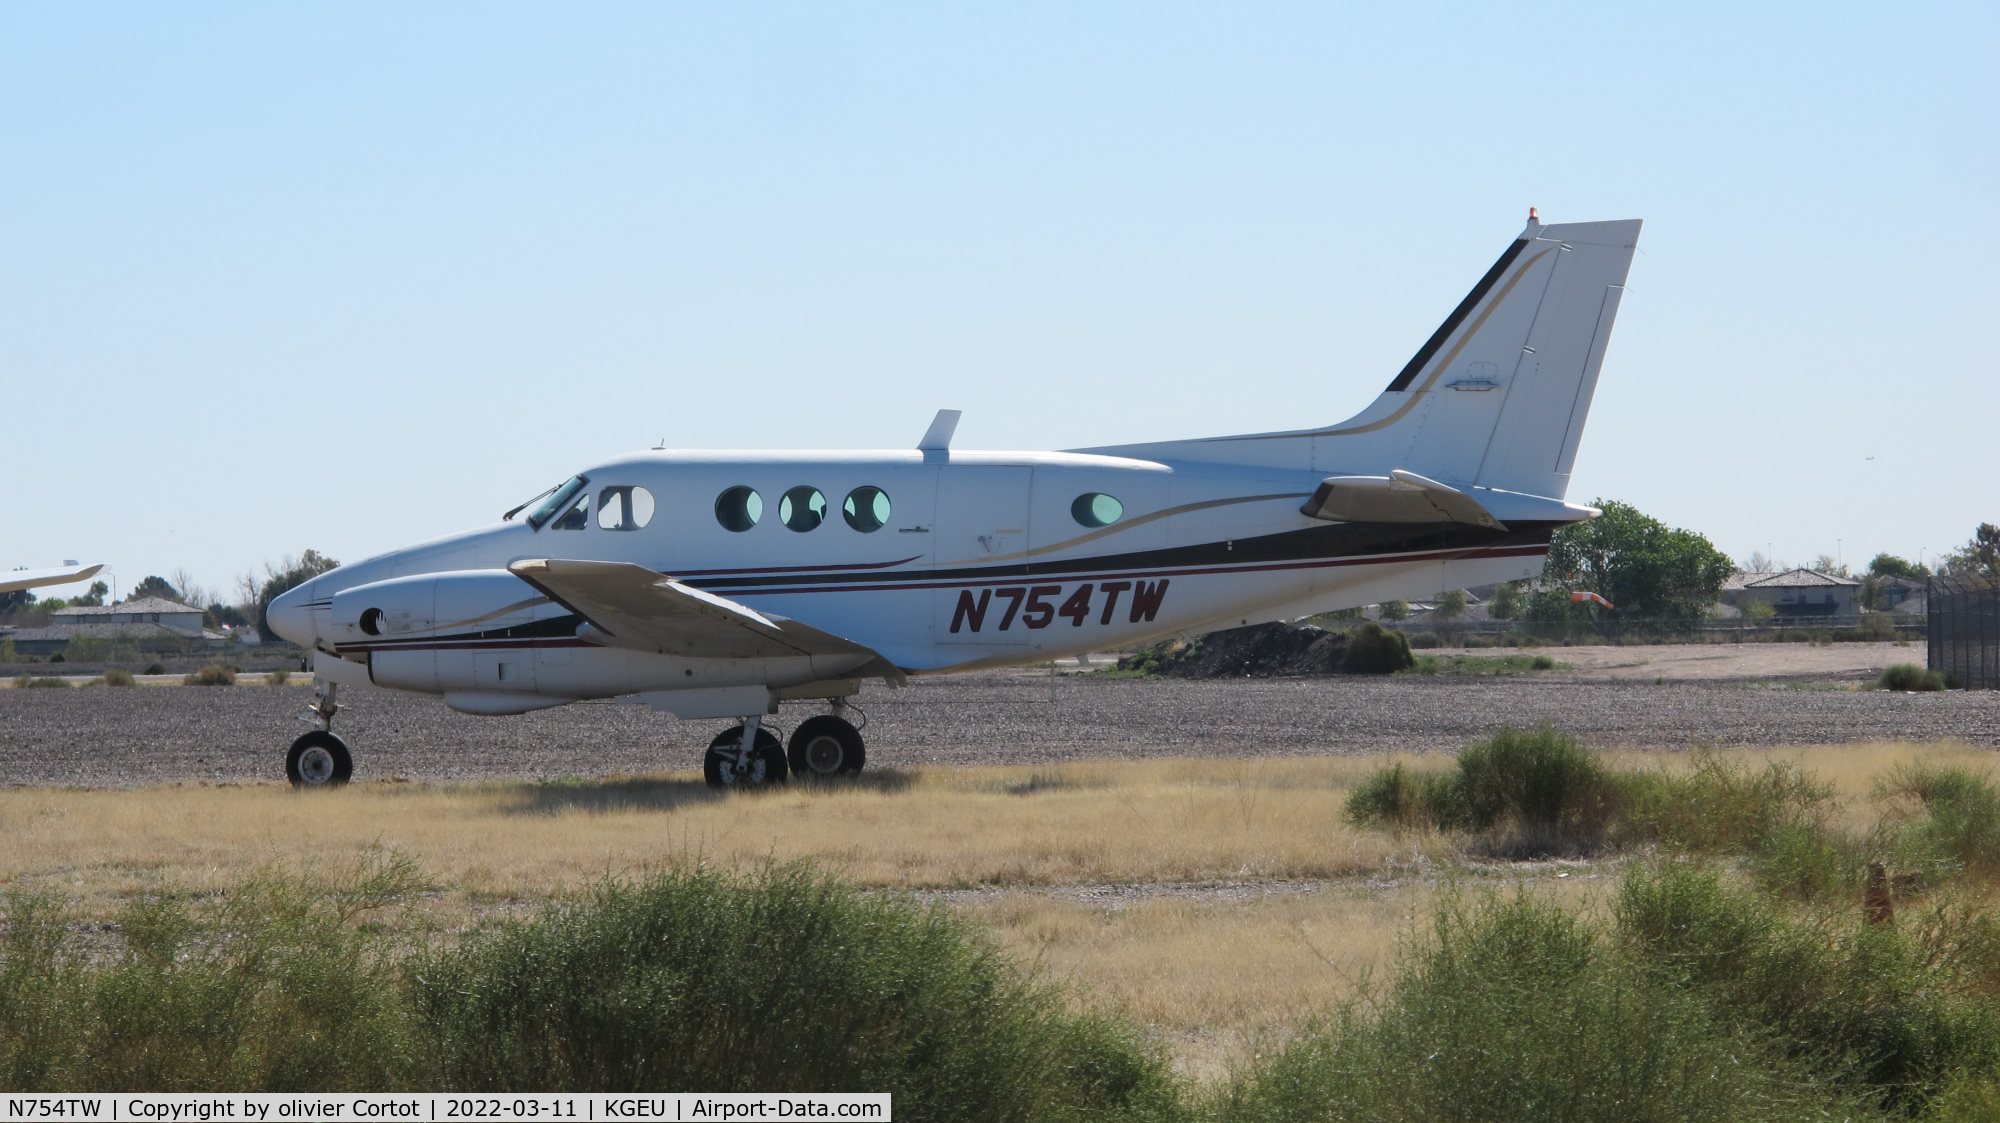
xmin=329 ymin=569 xmax=579 ymax=695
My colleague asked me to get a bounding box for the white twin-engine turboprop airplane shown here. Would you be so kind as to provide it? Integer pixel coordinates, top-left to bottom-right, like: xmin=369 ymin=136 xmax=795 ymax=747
xmin=267 ymin=213 xmax=1640 ymax=788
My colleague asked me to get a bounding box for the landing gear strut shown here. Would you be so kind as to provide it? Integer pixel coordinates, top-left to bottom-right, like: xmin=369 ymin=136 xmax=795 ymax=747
xmin=287 ymin=682 xmax=353 ymax=788
xmin=704 ymin=713 xmax=788 ymax=787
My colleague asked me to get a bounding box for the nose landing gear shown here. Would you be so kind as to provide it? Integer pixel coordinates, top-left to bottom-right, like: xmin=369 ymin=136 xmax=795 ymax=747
xmin=287 ymin=682 xmax=353 ymax=788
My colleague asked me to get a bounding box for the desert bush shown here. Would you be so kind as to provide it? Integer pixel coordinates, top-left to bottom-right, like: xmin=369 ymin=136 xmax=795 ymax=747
xmin=100 ymin=669 xmax=135 ymax=687
xmin=143 ymin=662 xmax=165 ymax=675
xmin=414 ymin=865 xmax=1180 ymax=1117
xmin=0 ymin=855 xmax=425 ymax=1092
xmin=1454 ymin=725 xmax=1617 ymax=853
xmin=1221 ymin=889 xmax=1856 ymax=1123
xmin=183 ymin=665 xmax=236 ymax=687
xmin=1405 ymin=631 xmax=1442 ymax=649
xmin=1345 ymin=727 xmax=1616 ymax=855
xmin=1530 ymin=654 xmax=1556 ymax=670
xmin=1859 ymin=612 xmax=1899 ymax=641
xmin=1343 ymin=762 xmax=1464 ymax=832
xmin=1341 ymin=622 xmax=1414 ymax=674
xmin=1621 ymin=751 xmax=1839 ymax=857
xmin=13 ymin=675 xmax=70 ymax=688
xmin=1876 ymin=762 xmax=2000 ymax=882
xmin=1615 ymin=863 xmax=2000 ymax=1114
xmin=265 ymin=669 xmax=291 ymax=686
xmin=1880 ymin=664 xmax=1947 ymax=691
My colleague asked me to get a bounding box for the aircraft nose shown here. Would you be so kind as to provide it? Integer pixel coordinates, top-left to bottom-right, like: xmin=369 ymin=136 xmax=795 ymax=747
xmin=266 ymin=582 xmax=317 ymax=647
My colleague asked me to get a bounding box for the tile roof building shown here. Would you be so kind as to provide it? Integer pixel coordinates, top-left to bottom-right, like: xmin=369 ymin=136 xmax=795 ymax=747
xmin=1721 ymin=569 xmax=1861 ymax=619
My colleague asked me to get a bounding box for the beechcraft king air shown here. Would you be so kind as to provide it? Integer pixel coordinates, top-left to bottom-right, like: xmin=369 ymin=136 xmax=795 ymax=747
xmin=267 ymin=213 xmax=1640 ymax=788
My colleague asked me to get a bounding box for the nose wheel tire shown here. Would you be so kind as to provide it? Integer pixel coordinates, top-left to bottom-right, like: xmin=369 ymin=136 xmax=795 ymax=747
xmin=788 ymin=715 xmax=866 ymax=778
xmin=287 ymin=731 xmax=354 ymax=788
xmin=704 ymin=725 xmax=788 ymax=788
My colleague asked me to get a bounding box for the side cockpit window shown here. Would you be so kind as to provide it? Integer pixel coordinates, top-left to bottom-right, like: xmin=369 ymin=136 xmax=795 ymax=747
xmin=517 ymin=475 xmax=589 ymax=530
xmin=597 ymin=486 xmax=655 ymax=531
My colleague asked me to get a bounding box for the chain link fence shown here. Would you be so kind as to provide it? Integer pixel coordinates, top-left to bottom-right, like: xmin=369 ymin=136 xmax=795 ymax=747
xmin=1930 ymin=574 xmax=1999 ymax=689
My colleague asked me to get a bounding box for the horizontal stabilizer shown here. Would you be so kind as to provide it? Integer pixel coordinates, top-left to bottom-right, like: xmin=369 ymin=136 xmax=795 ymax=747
xmin=1300 ymin=469 xmax=1506 ymax=529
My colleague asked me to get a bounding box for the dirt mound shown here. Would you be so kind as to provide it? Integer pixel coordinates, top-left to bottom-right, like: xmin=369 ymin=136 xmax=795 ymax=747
xmin=1118 ymin=620 xmax=1418 ymax=678
xmin=1119 ymin=622 xmax=1345 ymax=678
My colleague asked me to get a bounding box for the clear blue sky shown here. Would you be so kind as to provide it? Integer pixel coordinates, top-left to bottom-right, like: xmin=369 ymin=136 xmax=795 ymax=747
xmin=4 ymin=2 xmax=1994 ymax=601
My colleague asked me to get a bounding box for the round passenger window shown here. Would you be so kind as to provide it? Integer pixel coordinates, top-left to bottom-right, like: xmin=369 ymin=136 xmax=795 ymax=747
xmin=715 ymin=486 xmax=762 ymax=532
xmin=597 ymin=486 xmax=655 ymax=531
xmin=1072 ymin=493 xmax=1124 ymax=528
xmin=779 ymin=486 xmax=827 ymax=532
xmin=842 ymin=486 xmax=891 ymax=533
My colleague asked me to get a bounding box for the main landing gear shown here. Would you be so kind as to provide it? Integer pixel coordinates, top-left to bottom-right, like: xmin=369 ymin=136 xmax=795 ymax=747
xmin=703 ymin=704 xmax=867 ymax=789
xmin=287 ymin=682 xmax=353 ymax=788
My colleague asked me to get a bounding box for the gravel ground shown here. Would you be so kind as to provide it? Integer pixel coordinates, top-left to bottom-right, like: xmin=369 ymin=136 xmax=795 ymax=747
xmin=1 ymin=666 xmax=1995 ymax=787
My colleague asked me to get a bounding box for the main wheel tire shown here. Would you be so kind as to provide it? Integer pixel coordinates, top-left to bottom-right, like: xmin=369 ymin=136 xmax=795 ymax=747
xmin=287 ymin=731 xmax=354 ymax=788
xmin=788 ymin=715 xmax=866 ymax=778
xmin=704 ymin=725 xmax=787 ymax=788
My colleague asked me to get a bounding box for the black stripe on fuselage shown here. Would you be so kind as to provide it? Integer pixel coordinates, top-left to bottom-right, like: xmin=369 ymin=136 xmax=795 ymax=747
xmin=1384 ymin=237 xmax=1531 ymax=393
xmin=687 ymin=520 xmax=1562 ymax=593
xmin=354 ymin=612 xmax=589 ymax=650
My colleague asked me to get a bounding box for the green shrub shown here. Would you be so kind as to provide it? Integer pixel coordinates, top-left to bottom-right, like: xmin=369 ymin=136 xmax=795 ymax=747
xmin=1406 ymin=631 xmax=1442 ymax=649
xmin=414 ymin=865 xmax=1180 ymax=1117
xmin=1879 ymin=664 xmax=1946 ymax=691
xmin=1222 ymin=889 xmax=1857 ymax=1123
xmin=13 ymin=675 xmax=70 ymax=688
xmin=1621 ymin=751 xmax=1839 ymax=858
xmin=1615 ymin=863 xmax=2000 ymax=1114
xmin=1341 ymin=622 xmax=1414 ymax=674
xmin=183 ymin=665 xmax=236 ymax=687
xmin=1343 ymin=763 xmax=1463 ymax=831
xmin=1877 ymin=762 xmax=2000 ymax=882
xmin=1530 ymin=654 xmax=1555 ymax=670
xmin=265 ymin=669 xmax=291 ymax=686
xmin=0 ymin=855 xmax=424 ymax=1092
xmin=1455 ymin=725 xmax=1616 ymax=853
xmin=100 ymin=669 xmax=135 ymax=687
xmin=143 ymin=662 xmax=165 ymax=675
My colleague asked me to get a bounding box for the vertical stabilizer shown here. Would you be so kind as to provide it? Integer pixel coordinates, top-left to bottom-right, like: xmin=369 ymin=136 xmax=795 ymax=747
xmin=1079 ymin=216 xmax=1641 ymax=501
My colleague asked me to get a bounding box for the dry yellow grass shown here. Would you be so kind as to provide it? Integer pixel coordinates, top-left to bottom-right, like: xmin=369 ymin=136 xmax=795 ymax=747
xmin=966 ymin=873 xmax=1616 ymax=1078
xmin=1 ymin=741 xmax=1989 ymax=1076
xmin=0 ymin=756 xmax=1440 ymax=922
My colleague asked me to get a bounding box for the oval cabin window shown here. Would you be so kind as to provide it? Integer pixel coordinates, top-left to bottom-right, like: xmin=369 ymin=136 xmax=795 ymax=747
xmin=779 ymin=486 xmax=827 ymax=532
xmin=842 ymin=486 xmax=891 ymax=532
xmin=1071 ymin=493 xmax=1124 ymax=528
xmin=715 ymin=486 xmax=762 ymax=532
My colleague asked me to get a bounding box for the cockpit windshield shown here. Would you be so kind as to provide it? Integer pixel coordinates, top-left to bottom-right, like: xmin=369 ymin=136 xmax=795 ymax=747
xmin=515 ymin=475 xmax=590 ymax=530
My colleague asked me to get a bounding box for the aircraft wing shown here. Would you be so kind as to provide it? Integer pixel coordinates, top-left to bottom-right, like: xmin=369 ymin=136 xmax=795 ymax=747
xmin=507 ymin=558 xmax=904 ymax=682
xmin=0 ymin=562 xmax=105 ymax=596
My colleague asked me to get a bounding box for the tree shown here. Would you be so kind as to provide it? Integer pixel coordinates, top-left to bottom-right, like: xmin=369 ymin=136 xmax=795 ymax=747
xmin=1378 ymin=599 xmax=1409 ymax=622
xmin=1945 ymin=523 xmax=2000 ymax=582
xmin=1868 ymin=553 xmax=1923 ymax=579
xmin=125 ymin=575 xmax=182 ymax=603
xmin=1810 ymin=554 xmax=1849 ymax=579
xmin=1434 ymin=589 xmax=1467 ymax=621
xmin=69 ymin=581 xmax=108 ymax=608
xmin=254 ymin=550 xmax=340 ymax=641
xmin=1486 ymin=581 xmax=1521 ymax=621
xmin=1528 ymin=499 xmax=1735 ymax=632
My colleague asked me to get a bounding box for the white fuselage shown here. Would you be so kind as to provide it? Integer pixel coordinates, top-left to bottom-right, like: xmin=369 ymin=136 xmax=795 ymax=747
xmin=269 ymin=447 xmax=1559 ymax=707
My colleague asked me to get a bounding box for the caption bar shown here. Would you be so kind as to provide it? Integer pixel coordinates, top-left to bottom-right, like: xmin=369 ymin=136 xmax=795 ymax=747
xmin=2 ymin=1096 xmax=890 ymax=1123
